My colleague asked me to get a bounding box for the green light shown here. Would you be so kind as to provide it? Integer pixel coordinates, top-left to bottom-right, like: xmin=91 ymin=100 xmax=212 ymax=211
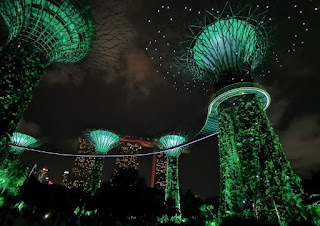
xmin=169 ymin=3 xmax=306 ymax=223
xmin=159 ymin=135 xmax=186 ymax=157
xmin=0 ymin=159 xmax=27 ymax=196
xmin=193 ymin=19 xmax=258 ymax=73
xmin=0 ymin=0 xmax=96 ymax=64
xmin=0 ymin=0 xmax=95 ymax=187
xmin=14 ymin=201 xmax=27 ymax=212
xmin=0 ymin=196 xmax=4 ymax=207
xmin=89 ymin=130 xmax=120 ymax=155
xmin=159 ymin=134 xmax=186 ymax=224
xmin=216 ymin=94 xmax=307 ymax=224
xmin=74 ymin=206 xmax=80 ymax=215
xmin=174 ymin=6 xmax=269 ymax=90
xmin=200 ymin=204 xmax=216 ymax=226
xmin=10 ymin=132 xmax=37 ymax=154
xmin=85 ymin=130 xmax=120 ymax=196
xmin=0 ymin=132 xmax=36 ymax=197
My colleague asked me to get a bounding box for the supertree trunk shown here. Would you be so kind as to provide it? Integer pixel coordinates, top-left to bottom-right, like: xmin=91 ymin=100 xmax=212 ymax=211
xmin=84 ymin=157 xmax=104 ymax=196
xmin=217 ymin=94 xmax=307 ymax=225
xmin=165 ymin=155 xmax=182 ymax=223
xmin=0 ymin=42 xmax=45 ymax=156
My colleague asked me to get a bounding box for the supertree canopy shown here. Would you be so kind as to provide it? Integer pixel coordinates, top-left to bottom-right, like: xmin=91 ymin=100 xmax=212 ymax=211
xmin=193 ymin=18 xmax=259 ymax=70
xmin=146 ymin=1 xmax=313 ymax=225
xmin=0 ymin=0 xmax=96 ymax=162
xmin=0 ymin=0 xmax=96 ymax=64
xmin=190 ymin=16 xmax=268 ymax=89
xmin=149 ymin=3 xmax=270 ymax=91
xmin=84 ymin=130 xmax=120 ymax=195
xmin=0 ymin=132 xmax=37 ymax=198
xmin=158 ymin=134 xmax=186 ymax=224
xmin=145 ymin=0 xmax=318 ymax=93
xmin=10 ymin=132 xmax=37 ymax=154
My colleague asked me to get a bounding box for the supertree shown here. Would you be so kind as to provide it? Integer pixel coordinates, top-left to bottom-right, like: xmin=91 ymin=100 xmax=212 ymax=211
xmin=181 ymin=8 xmax=308 ymax=224
xmin=158 ymin=134 xmax=187 ymax=224
xmin=0 ymin=0 xmax=96 ymax=157
xmin=84 ymin=129 xmax=120 ymax=196
xmin=51 ymin=0 xmax=134 ymax=75
xmin=145 ymin=0 xmax=318 ymax=94
xmin=0 ymin=132 xmax=37 ymax=202
xmin=145 ymin=1 xmax=317 ymax=225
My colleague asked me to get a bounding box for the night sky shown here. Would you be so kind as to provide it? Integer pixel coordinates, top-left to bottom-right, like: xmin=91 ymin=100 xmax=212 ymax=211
xmin=1 ymin=0 xmax=319 ymax=199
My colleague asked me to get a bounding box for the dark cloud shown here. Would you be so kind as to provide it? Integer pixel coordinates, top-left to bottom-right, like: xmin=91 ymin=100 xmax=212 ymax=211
xmin=279 ymin=115 xmax=320 ymax=177
xmin=117 ymin=50 xmax=166 ymax=102
xmin=44 ymin=64 xmax=86 ymax=87
xmin=17 ymin=120 xmax=41 ymax=137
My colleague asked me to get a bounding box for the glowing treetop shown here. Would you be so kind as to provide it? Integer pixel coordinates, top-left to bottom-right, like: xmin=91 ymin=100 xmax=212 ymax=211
xmin=89 ymin=130 xmax=120 ymax=154
xmin=159 ymin=135 xmax=186 ymax=156
xmin=183 ymin=7 xmax=268 ymax=89
xmin=193 ymin=18 xmax=264 ymax=75
xmin=10 ymin=132 xmax=37 ymax=154
xmin=0 ymin=0 xmax=96 ymax=63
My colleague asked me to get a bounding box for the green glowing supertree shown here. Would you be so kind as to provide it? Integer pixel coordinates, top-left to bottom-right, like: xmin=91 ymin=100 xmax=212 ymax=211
xmin=0 ymin=132 xmax=37 ymax=198
xmin=84 ymin=130 xmax=120 ymax=196
xmin=167 ymin=3 xmax=307 ymax=225
xmin=158 ymin=134 xmax=187 ymax=224
xmin=0 ymin=0 xmax=96 ymax=158
xmin=174 ymin=4 xmax=269 ymax=91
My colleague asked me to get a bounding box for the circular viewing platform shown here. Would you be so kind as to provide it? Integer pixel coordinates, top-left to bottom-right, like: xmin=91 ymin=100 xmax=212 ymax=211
xmin=194 ymin=83 xmax=271 ymax=139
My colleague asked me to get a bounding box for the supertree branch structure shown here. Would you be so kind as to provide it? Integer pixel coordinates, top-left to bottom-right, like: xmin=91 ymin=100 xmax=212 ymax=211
xmin=158 ymin=134 xmax=187 ymax=224
xmin=0 ymin=132 xmax=37 ymax=200
xmin=84 ymin=130 xmax=120 ymax=196
xmin=167 ymin=3 xmax=307 ymax=225
xmin=190 ymin=19 xmax=266 ymax=89
xmin=146 ymin=0 xmax=319 ymax=97
xmin=175 ymin=4 xmax=269 ymax=91
xmin=1 ymin=0 xmax=96 ymax=64
xmin=9 ymin=132 xmax=37 ymax=154
xmin=0 ymin=0 xmax=96 ymax=159
xmin=85 ymin=0 xmax=133 ymax=71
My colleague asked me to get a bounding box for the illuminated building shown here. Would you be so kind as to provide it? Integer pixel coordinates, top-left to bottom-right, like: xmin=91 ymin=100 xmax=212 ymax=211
xmin=110 ymin=141 xmax=142 ymax=185
xmin=65 ymin=138 xmax=95 ymax=189
xmin=28 ymin=165 xmax=52 ymax=185
xmin=113 ymin=142 xmax=141 ymax=174
xmin=154 ymin=152 xmax=167 ymax=190
xmin=37 ymin=168 xmax=49 ymax=184
xmin=61 ymin=171 xmax=69 ymax=187
xmin=116 ymin=139 xmax=158 ymax=188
